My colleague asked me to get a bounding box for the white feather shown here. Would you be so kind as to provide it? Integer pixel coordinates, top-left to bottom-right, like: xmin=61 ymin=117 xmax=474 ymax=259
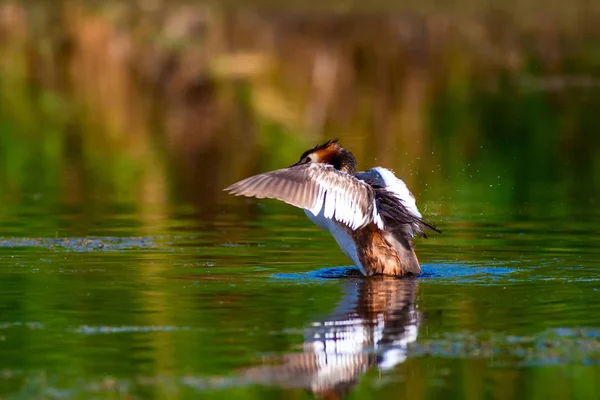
xmin=372 ymin=202 xmax=384 ymax=229
xmin=310 ymin=187 xmax=324 ymax=217
xmin=372 ymin=167 xmax=421 ymax=218
xmin=311 ymin=169 xmax=373 ymax=231
xmin=304 ymin=209 xmax=369 ymax=275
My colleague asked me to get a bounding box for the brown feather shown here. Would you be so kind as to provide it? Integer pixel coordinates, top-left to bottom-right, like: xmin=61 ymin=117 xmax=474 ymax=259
xmin=350 ymin=224 xmax=421 ymax=276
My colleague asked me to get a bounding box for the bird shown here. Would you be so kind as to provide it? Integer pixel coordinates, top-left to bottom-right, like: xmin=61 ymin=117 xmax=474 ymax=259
xmin=224 ymin=139 xmax=439 ymax=277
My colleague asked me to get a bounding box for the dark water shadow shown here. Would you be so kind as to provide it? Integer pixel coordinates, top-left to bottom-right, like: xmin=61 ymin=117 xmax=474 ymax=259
xmin=235 ymin=276 xmax=420 ymax=398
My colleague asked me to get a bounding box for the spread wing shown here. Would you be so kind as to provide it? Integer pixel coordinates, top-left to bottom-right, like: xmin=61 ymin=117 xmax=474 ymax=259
xmin=224 ymin=163 xmax=382 ymax=230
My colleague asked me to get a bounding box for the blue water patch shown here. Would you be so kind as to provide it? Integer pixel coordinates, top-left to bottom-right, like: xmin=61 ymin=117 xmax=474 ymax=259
xmin=271 ymin=263 xmax=515 ymax=284
xmin=272 ymin=266 xmax=362 ymax=282
xmin=419 ymin=263 xmax=516 ymax=284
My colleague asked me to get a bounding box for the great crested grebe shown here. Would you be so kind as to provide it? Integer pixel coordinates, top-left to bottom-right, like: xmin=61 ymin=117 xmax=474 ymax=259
xmin=224 ymin=139 xmax=439 ymax=277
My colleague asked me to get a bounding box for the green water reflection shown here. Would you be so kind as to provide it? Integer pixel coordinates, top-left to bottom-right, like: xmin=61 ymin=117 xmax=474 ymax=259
xmin=0 ymin=191 xmax=599 ymax=398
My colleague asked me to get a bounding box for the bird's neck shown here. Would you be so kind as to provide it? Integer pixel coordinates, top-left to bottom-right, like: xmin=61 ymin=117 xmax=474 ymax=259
xmin=329 ymin=149 xmax=357 ymax=174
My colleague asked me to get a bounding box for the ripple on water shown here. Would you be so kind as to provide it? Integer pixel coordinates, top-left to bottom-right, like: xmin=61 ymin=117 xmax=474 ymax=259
xmin=272 ymin=266 xmax=363 ymax=282
xmin=0 ymin=237 xmax=157 ymax=252
xmin=271 ymin=263 xmax=515 ymax=284
xmin=0 ymin=321 xmax=44 ymax=330
xmin=410 ymin=327 xmax=600 ymax=367
xmin=419 ymin=263 xmax=515 ymax=284
xmin=74 ymin=325 xmax=194 ymax=334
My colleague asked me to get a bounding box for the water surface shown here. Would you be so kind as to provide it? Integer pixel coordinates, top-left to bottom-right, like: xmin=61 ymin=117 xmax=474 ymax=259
xmin=1 ymin=190 xmax=599 ymax=399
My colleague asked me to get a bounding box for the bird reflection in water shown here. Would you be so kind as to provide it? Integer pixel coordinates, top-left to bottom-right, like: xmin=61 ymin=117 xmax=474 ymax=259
xmin=238 ymin=276 xmax=420 ymax=398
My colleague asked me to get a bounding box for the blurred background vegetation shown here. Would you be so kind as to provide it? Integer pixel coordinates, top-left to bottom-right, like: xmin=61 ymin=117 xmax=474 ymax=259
xmin=1 ymin=0 xmax=599 ymax=221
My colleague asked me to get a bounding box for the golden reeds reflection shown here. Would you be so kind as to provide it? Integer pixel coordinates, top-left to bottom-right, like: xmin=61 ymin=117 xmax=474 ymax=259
xmin=239 ymin=276 xmax=419 ymax=399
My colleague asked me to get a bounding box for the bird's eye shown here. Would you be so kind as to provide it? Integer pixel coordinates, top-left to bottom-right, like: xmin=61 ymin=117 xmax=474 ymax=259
xmin=305 ymin=157 xmax=312 ymax=163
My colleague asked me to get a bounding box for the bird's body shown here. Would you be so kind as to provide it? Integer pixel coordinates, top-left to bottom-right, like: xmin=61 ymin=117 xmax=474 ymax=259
xmin=224 ymin=139 xmax=439 ymax=277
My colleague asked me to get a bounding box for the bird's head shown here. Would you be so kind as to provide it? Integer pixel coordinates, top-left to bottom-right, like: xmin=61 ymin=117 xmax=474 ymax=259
xmin=291 ymin=139 xmax=357 ymax=174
